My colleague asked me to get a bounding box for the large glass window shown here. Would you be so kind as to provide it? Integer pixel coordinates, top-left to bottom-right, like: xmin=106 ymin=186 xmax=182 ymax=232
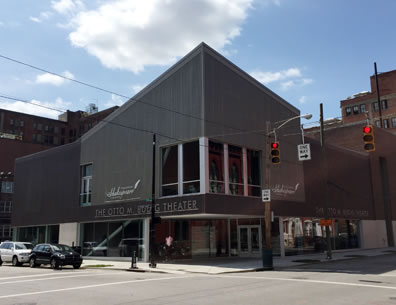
xmin=183 ymin=141 xmax=200 ymax=194
xmin=80 ymin=164 xmax=92 ymax=206
xmin=381 ymin=99 xmax=388 ymax=110
xmin=392 ymin=117 xmax=396 ymax=128
xmin=209 ymin=141 xmax=224 ymax=193
xmin=360 ymin=104 xmax=366 ymax=113
xmin=161 ymin=145 xmax=178 ymax=196
xmin=228 ymin=145 xmax=243 ymax=195
xmin=247 ymin=149 xmax=261 ymax=197
xmin=0 ymin=201 xmax=12 ymax=213
xmin=81 ymin=220 xmax=144 ymax=259
xmin=1 ymin=181 xmax=13 ymax=193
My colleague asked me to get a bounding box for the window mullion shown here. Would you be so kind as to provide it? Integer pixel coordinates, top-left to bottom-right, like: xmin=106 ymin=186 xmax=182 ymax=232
xmin=224 ymin=143 xmax=229 ymax=194
xmin=178 ymin=143 xmax=183 ymax=195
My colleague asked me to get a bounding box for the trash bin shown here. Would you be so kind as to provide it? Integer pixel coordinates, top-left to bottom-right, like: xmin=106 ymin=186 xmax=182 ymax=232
xmin=262 ymin=248 xmax=273 ymax=270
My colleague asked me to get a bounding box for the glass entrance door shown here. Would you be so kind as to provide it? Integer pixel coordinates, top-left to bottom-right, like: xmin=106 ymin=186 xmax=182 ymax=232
xmin=238 ymin=225 xmax=261 ymax=256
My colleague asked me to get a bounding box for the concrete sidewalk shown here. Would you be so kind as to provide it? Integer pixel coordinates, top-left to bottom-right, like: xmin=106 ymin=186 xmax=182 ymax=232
xmin=81 ymin=247 xmax=396 ymax=274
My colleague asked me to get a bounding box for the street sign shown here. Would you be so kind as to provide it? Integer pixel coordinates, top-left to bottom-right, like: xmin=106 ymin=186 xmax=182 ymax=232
xmin=262 ymin=189 xmax=271 ymax=202
xmin=298 ymin=143 xmax=311 ymax=161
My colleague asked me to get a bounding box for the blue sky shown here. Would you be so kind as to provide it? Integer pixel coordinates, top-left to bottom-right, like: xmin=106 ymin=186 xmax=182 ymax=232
xmin=0 ymin=0 xmax=395 ymax=126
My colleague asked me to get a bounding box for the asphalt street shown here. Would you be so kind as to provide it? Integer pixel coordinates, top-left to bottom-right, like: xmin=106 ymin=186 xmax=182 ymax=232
xmin=1 ymin=255 xmax=396 ymax=305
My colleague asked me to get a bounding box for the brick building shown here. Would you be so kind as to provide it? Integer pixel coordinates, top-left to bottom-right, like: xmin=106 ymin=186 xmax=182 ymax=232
xmin=340 ymin=69 xmax=396 ymax=132
xmin=0 ymin=105 xmax=118 ymax=241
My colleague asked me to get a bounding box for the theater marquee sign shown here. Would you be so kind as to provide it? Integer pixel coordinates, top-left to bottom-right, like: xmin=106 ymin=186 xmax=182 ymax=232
xmin=94 ymin=198 xmax=202 ymax=219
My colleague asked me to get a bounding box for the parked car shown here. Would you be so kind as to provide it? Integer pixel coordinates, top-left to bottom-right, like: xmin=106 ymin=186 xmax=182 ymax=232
xmin=29 ymin=243 xmax=83 ymax=269
xmin=0 ymin=241 xmax=33 ymax=266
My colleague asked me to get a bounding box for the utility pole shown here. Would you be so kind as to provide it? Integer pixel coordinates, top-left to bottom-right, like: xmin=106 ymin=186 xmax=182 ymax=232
xmin=149 ymin=133 xmax=157 ymax=268
xmin=262 ymin=121 xmax=273 ymax=270
xmin=320 ymin=103 xmax=332 ymax=259
xmin=374 ymin=62 xmax=383 ymax=128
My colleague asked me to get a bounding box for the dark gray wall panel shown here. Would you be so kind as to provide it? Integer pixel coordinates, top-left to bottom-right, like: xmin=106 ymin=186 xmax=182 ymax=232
xmin=12 ymin=142 xmax=80 ymax=227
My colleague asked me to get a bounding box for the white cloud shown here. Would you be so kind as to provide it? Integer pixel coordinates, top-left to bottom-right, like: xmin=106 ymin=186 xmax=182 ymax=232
xmin=299 ymin=96 xmax=307 ymax=104
xmin=30 ymin=11 xmax=52 ymax=23
xmin=0 ymin=97 xmax=70 ymax=119
xmin=51 ymin=0 xmax=85 ymax=15
xmin=280 ymin=80 xmax=295 ymax=90
xmin=35 ymin=70 xmax=75 ymax=86
xmin=65 ymin=0 xmax=253 ymax=73
xmin=105 ymin=94 xmax=125 ymax=108
xmin=250 ymin=68 xmax=302 ymax=84
xmin=30 ymin=17 xmax=42 ymax=23
xmin=251 ymin=67 xmax=313 ymax=90
xmin=132 ymin=84 xmax=146 ymax=94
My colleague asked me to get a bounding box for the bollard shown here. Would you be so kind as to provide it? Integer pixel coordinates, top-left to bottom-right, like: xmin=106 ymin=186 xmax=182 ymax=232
xmin=131 ymin=250 xmax=137 ymax=269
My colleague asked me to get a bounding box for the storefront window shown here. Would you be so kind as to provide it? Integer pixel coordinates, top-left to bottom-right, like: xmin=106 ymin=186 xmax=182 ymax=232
xmin=209 ymin=141 xmax=224 ymax=193
xmin=183 ymin=141 xmax=200 ymax=194
xmin=283 ymin=217 xmax=360 ymax=255
xmin=247 ymin=149 xmax=261 ymax=196
xmin=81 ymin=220 xmax=144 ymax=259
xmin=161 ymin=145 xmax=178 ymax=196
xmin=228 ymin=145 xmax=243 ymax=195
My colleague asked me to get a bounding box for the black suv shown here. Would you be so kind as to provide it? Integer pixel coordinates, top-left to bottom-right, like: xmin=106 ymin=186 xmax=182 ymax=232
xmin=29 ymin=244 xmax=83 ymax=270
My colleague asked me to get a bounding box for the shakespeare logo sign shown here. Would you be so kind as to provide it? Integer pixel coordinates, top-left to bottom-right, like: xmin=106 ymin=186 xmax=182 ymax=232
xmin=105 ymin=180 xmax=141 ymax=203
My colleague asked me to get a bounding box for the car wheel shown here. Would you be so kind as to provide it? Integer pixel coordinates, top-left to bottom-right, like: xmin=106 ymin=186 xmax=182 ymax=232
xmin=50 ymin=258 xmax=59 ymax=270
xmin=73 ymin=264 xmax=81 ymax=269
xmin=0 ymin=256 xmax=3 ymax=266
xmin=12 ymin=256 xmax=20 ymax=267
xmin=29 ymin=257 xmax=37 ymax=268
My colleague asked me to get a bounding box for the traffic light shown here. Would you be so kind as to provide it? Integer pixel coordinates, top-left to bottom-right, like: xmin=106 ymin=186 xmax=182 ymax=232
xmin=271 ymin=142 xmax=280 ymax=164
xmin=362 ymin=125 xmax=375 ymax=152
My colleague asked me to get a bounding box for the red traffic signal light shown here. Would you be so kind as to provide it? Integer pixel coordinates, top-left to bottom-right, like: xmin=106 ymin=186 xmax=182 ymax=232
xmin=362 ymin=125 xmax=375 ymax=152
xmin=271 ymin=142 xmax=280 ymax=164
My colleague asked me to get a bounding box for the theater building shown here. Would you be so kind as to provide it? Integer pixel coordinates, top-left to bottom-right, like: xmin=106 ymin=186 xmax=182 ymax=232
xmin=12 ymin=43 xmax=387 ymax=261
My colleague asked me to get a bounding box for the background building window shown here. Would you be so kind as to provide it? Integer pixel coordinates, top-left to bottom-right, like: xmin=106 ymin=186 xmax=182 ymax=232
xmin=1 ymin=181 xmax=13 ymax=193
xmin=384 ymin=119 xmax=389 ymax=128
xmin=360 ymin=104 xmax=366 ymax=113
xmin=247 ymin=149 xmax=261 ymax=197
xmin=381 ymin=100 xmax=388 ymax=110
xmin=345 ymin=107 xmax=351 ymax=116
xmin=228 ymin=145 xmax=243 ymax=195
xmin=209 ymin=141 xmax=224 ymax=193
xmin=80 ymin=164 xmax=92 ymax=206
xmin=373 ymin=102 xmax=379 ymax=112
xmin=375 ymin=120 xmax=381 ymax=127
xmin=392 ymin=117 xmax=396 ymax=128
xmin=161 ymin=145 xmax=178 ymax=196
xmin=183 ymin=141 xmax=200 ymax=194
xmin=0 ymin=201 xmax=12 ymax=213
xmin=352 ymin=105 xmax=359 ymax=114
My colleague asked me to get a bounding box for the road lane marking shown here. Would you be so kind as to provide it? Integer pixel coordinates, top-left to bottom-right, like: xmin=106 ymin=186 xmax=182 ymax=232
xmin=0 ymin=272 xmax=125 ymax=285
xmin=212 ymin=275 xmax=396 ymax=290
xmin=0 ymin=270 xmax=102 ymax=281
xmin=0 ymin=275 xmax=195 ymax=299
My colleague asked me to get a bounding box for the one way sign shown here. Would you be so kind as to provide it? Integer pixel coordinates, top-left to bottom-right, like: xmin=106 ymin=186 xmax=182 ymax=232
xmin=298 ymin=143 xmax=311 ymax=161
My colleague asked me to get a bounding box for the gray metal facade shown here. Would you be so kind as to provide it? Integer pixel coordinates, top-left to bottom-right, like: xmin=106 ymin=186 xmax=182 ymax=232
xmin=12 ymin=43 xmax=306 ymax=227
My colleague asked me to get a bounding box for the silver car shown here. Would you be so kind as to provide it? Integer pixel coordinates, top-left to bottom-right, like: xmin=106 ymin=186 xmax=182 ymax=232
xmin=0 ymin=241 xmax=33 ymax=266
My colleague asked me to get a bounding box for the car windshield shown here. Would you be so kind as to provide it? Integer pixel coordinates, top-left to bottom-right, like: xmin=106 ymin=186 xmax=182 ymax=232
xmin=52 ymin=244 xmax=72 ymax=252
xmin=15 ymin=243 xmax=32 ymax=250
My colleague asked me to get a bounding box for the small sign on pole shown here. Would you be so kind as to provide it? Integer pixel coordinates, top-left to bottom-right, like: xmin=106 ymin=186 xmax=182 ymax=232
xmin=298 ymin=143 xmax=311 ymax=161
xmin=262 ymin=189 xmax=271 ymax=202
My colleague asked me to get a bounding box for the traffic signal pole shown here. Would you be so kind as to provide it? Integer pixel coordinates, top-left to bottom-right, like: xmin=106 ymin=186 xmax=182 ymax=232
xmin=149 ymin=133 xmax=157 ymax=268
xmin=320 ymin=103 xmax=332 ymax=259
